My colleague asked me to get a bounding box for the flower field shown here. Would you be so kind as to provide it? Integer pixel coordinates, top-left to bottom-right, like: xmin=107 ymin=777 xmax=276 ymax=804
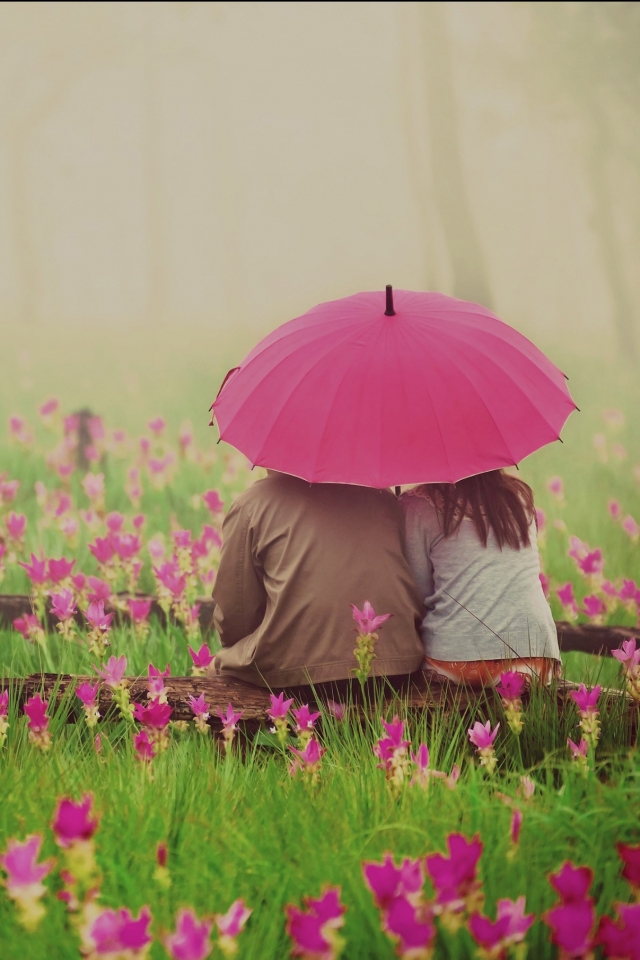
xmin=1 ymin=355 xmax=640 ymax=959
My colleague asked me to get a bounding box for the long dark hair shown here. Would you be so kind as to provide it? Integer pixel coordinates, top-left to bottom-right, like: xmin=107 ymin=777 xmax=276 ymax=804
xmin=422 ymin=470 xmax=535 ymax=550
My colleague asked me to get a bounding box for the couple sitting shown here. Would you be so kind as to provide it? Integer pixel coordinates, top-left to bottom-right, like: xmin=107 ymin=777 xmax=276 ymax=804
xmin=210 ymin=470 xmax=560 ymax=690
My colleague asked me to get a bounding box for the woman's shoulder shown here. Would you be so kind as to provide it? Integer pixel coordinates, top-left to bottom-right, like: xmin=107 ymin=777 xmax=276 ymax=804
xmin=399 ymin=487 xmax=440 ymax=521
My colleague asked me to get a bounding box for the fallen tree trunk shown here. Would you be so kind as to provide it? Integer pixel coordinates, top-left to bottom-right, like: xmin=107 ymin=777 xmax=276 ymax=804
xmin=0 ymin=596 xmax=636 ymax=655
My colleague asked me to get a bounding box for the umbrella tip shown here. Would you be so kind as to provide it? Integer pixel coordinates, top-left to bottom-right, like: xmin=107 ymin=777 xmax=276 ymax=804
xmin=384 ymin=284 xmax=396 ymax=316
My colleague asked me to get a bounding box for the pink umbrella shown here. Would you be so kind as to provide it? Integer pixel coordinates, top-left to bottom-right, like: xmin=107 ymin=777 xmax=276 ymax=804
xmin=212 ymin=287 xmax=577 ymax=488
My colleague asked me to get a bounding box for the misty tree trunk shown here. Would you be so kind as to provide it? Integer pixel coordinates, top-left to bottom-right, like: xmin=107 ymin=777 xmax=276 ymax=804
xmin=419 ymin=1 xmax=493 ymax=308
xmin=585 ymin=99 xmax=637 ymax=360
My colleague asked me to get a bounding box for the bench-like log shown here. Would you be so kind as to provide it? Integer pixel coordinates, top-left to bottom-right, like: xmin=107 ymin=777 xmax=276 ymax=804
xmin=0 ymin=595 xmax=636 ymax=656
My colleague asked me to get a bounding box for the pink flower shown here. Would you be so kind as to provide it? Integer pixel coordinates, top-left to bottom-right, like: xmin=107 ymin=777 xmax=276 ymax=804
xmin=285 ymin=887 xmax=346 ymax=960
xmin=105 ymin=512 xmax=125 ymax=534
xmin=129 ymin=598 xmax=152 ymax=624
xmin=495 ymin=671 xmax=526 ymax=703
xmin=94 ymin=655 xmax=127 ymax=688
xmin=547 ymin=475 xmax=564 ymax=499
xmin=289 ymin=736 xmax=326 ymax=777
xmin=468 ymin=720 xmax=499 ymax=751
xmin=577 ymin=549 xmax=604 ymax=577
xmin=326 ymin=700 xmax=346 ymax=722
xmin=82 ymin=472 xmax=105 ymax=502
xmin=556 ymin=582 xmax=578 ymax=616
xmin=425 ymin=833 xmax=483 ymax=912
xmin=112 ymin=533 xmax=142 ymax=562
xmin=0 ymin=834 xmax=54 ymax=892
xmin=215 ymin=899 xmax=252 ymax=946
xmin=132 ymin=513 xmax=146 ymax=531
xmin=5 ymin=511 xmax=27 ymax=540
xmin=0 ymin=689 xmax=8 ymax=717
xmin=24 ymin=694 xmax=48 ymax=732
xmin=362 ymin=854 xmax=424 ymax=910
xmin=617 ymin=842 xmax=640 ymax=893
xmin=148 ymin=663 xmax=171 ymax=699
xmin=293 ymin=704 xmax=321 ymax=734
xmin=510 ymin=808 xmax=523 ymax=846
xmin=85 ymin=600 xmax=114 ymax=632
xmin=267 ymin=692 xmax=294 ymax=723
xmin=350 ymin=600 xmax=391 ymax=634
xmin=609 ymin=499 xmax=622 ymax=521
xmin=52 ymin=795 xmax=99 ymax=847
xmin=50 ymin=588 xmax=77 ymax=622
xmin=539 ymin=571 xmax=550 ymax=598
xmin=12 ymin=614 xmax=43 ymax=641
xmin=19 ymin=553 xmax=48 ymax=585
xmin=518 ymin=775 xmax=536 ymax=800
xmin=153 ymin=562 xmax=186 ymax=597
xmin=173 ymin=529 xmax=192 ymax=550
xmin=583 ymin=594 xmax=606 ymax=621
xmin=216 ymin=702 xmax=242 ymax=730
xmin=134 ymin=729 xmax=155 ymax=762
xmin=133 ymin=700 xmax=172 ymax=730
xmin=39 ymin=397 xmax=59 ymax=418
xmin=148 ymin=416 xmax=166 ymax=436
xmin=567 ymin=737 xmax=589 ymax=761
xmin=87 ymin=577 xmax=112 ymax=604
xmin=47 ymin=557 xmax=75 ymax=584
xmin=86 ymin=906 xmax=152 ymax=955
xmin=535 ymin=507 xmax=546 ymax=532
xmin=88 ymin=416 xmax=105 ymax=442
xmin=89 ymin=536 xmax=115 ymax=566
xmin=469 ymin=896 xmax=534 ymax=954
xmin=374 ymin=716 xmax=411 ymax=779
xmin=570 ymin=683 xmax=601 ymax=716
xmin=409 ymin=743 xmax=433 ymax=787
xmin=597 ymin=902 xmax=640 ymax=959
xmin=383 ymin=895 xmax=435 ymax=957
xmin=622 ymin=515 xmax=640 ymax=540
xmin=619 ymin=580 xmax=640 ymax=605
xmin=76 ymin=681 xmax=99 ymax=708
xmin=545 ymin=862 xmax=595 ymax=957
xmin=188 ymin=643 xmax=214 ymax=671
xmin=189 ymin=694 xmax=211 ymax=724
xmin=165 ymin=908 xmax=213 ymax=960
xmin=202 ymin=490 xmax=224 ymax=513
xmin=0 ymin=476 xmax=20 ymax=503
xmin=611 ymin=638 xmax=640 ymax=670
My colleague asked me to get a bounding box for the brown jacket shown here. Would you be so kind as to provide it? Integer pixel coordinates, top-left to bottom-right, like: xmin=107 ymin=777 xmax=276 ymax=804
xmin=212 ymin=473 xmax=424 ymax=687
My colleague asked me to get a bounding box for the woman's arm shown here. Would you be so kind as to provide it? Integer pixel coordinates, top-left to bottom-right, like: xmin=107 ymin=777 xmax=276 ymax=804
xmin=401 ymin=497 xmax=435 ymax=602
xmin=212 ymin=501 xmax=267 ymax=647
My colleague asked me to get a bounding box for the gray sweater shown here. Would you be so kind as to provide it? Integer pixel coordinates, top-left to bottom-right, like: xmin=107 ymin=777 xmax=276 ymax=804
xmin=400 ymin=491 xmax=560 ymax=662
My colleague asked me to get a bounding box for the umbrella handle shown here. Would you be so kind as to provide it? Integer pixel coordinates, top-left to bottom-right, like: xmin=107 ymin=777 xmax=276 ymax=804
xmin=384 ymin=285 xmax=396 ymax=316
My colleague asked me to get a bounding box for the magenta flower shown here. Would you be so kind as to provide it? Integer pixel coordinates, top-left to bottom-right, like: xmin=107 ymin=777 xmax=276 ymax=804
xmin=105 ymin=511 xmax=125 ymax=533
xmin=47 ymin=557 xmax=75 ymax=584
xmin=112 ymin=532 xmax=142 ymax=562
xmin=383 ymin=895 xmax=435 ymax=957
xmin=267 ymin=692 xmax=294 ymax=723
xmin=567 ymin=737 xmax=589 ymax=765
xmin=409 ymin=743 xmax=434 ymax=788
xmin=19 ymin=553 xmax=48 ymax=585
xmin=597 ymin=902 xmax=640 ymax=958
xmin=374 ymin=716 xmax=412 ymax=790
xmin=203 ymin=489 xmax=224 ymax=513
xmin=39 ymin=397 xmax=59 ymax=418
xmin=86 ymin=906 xmax=152 ymax=955
xmin=556 ymin=582 xmax=579 ymax=619
xmin=285 ymin=887 xmax=346 ymax=960
xmin=510 ymin=808 xmax=523 ymax=847
xmin=550 ymin=861 xmax=594 ymax=902
xmin=133 ymin=700 xmax=172 ymax=730
xmin=577 ymin=549 xmax=604 ymax=577
xmin=623 ymin=515 xmax=640 ymax=540
xmin=619 ymin=580 xmax=640 ymax=605
xmin=173 ymin=529 xmax=192 ymax=550
xmin=0 ymin=834 xmax=54 ymax=930
xmin=13 ymin=614 xmax=44 ymax=642
xmin=85 ymin=600 xmax=114 ymax=632
xmin=616 ymin=842 xmax=640 ymax=894
xmin=495 ymin=671 xmax=526 ymax=702
xmin=350 ymin=600 xmax=392 ymax=635
xmin=0 ymin=475 xmax=20 ymax=501
xmin=148 ymin=416 xmax=166 ymax=435
xmin=94 ymin=655 xmax=127 ymax=688
xmin=362 ymin=854 xmax=424 ymax=910
xmin=87 ymin=576 xmax=112 ymax=604
xmin=52 ymin=794 xmax=99 ymax=847
xmin=326 ymin=700 xmax=346 ymax=722
xmin=50 ymin=588 xmax=77 ymax=622
xmin=153 ymin=562 xmax=187 ymax=597
xmin=545 ymin=863 xmax=595 ymax=957
xmin=612 ymin=638 xmax=640 ymax=670
xmin=5 ymin=511 xmax=27 ymax=540
xmin=570 ymin=683 xmax=601 ymax=716
xmin=469 ymin=896 xmax=534 ymax=954
xmin=539 ymin=571 xmax=551 ymax=598
xmin=582 ymin=594 xmax=606 ymax=621
xmin=76 ymin=681 xmax=99 ymax=708
xmin=289 ymin=736 xmax=326 ymax=780
xmin=425 ymin=833 xmax=483 ymax=914
xmin=164 ymin=908 xmax=213 ymax=960
xmin=188 ymin=643 xmax=214 ymax=676
xmin=148 ymin=663 xmax=171 ymax=701
xmin=216 ymin=702 xmax=242 ymax=729
xmin=187 ymin=694 xmax=211 ymax=735
xmin=547 ymin=475 xmax=564 ymax=499
xmin=535 ymin=507 xmax=546 ymax=531
xmin=0 ymin=689 xmax=8 ymax=716
xmin=468 ymin=720 xmax=499 ymax=751
xmin=88 ymin=536 xmax=115 ymax=566
xmin=134 ymin=729 xmax=155 ymax=762
xmin=129 ymin=598 xmax=152 ymax=624
xmin=215 ymin=899 xmax=252 ymax=950
xmin=24 ymin=694 xmax=48 ymax=732
xmin=293 ymin=704 xmax=321 ymax=735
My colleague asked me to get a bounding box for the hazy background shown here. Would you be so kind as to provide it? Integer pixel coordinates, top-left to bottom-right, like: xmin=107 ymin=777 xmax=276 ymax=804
xmin=1 ymin=0 xmax=639 ymax=433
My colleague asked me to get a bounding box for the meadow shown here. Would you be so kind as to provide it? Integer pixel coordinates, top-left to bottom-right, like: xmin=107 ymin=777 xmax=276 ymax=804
xmin=0 ymin=327 xmax=639 ymax=959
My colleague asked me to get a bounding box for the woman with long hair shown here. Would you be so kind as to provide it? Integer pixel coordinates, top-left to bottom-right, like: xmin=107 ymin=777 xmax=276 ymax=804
xmin=400 ymin=470 xmax=560 ymax=687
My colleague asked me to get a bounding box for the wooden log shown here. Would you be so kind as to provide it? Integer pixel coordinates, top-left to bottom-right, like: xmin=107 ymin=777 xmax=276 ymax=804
xmin=0 ymin=596 xmax=636 ymax=655
xmin=5 ymin=671 xmax=635 ymax=729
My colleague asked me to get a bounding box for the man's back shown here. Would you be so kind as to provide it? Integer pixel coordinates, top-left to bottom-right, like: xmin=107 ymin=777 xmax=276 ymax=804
xmin=213 ymin=473 xmax=424 ymax=687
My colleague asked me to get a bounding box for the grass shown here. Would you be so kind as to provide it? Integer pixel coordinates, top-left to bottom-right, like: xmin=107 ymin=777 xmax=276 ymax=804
xmin=0 ymin=329 xmax=639 ymax=955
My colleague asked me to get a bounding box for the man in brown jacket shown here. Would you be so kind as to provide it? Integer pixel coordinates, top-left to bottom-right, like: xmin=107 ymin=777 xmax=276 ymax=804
xmin=211 ymin=471 xmax=424 ymax=687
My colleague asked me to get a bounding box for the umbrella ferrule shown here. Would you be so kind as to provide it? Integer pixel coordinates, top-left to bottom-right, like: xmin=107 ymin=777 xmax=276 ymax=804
xmin=384 ymin=284 xmax=396 ymax=316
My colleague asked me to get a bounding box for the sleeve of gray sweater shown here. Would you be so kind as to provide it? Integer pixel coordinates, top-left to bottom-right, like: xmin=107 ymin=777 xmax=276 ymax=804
xmin=401 ymin=495 xmax=435 ymax=605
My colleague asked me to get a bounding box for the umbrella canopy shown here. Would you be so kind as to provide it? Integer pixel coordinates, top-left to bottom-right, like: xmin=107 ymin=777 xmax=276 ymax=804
xmin=212 ymin=288 xmax=577 ymax=488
